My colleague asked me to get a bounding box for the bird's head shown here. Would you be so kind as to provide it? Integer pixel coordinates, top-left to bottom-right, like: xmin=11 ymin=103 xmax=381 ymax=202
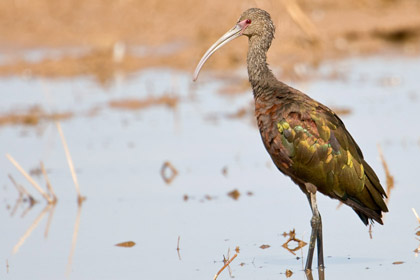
xmin=238 ymin=8 xmax=275 ymax=39
xmin=193 ymin=8 xmax=274 ymax=81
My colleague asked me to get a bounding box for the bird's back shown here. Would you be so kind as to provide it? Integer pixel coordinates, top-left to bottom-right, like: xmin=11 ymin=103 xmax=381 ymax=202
xmin=254 ymin=82 xmax=388 ymax=225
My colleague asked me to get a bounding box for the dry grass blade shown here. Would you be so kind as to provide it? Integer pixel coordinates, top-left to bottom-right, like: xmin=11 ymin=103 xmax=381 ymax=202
xmin=40 ymin=161 xmax=57 ymax=203
xmin=377 ymin=144 xmax=394 ymax=204
xmin=6 ymin=154 xmax=52 ymax=204
xmin=282 ymin=0 xmax=320 ymax=43
xmin=213 ymin=253 xmax=238 ymax=280
xmin=56 ymin=122 xmax=83 ymax=203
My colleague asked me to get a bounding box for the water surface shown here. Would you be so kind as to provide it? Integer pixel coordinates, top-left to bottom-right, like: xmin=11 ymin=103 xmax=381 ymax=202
xmin=0 ymin=56 xmax=419 ymax=280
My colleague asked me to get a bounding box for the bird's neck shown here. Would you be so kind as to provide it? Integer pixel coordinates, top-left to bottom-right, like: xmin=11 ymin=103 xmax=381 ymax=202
xmin=247 ymin=36 xmax=277 ymax=99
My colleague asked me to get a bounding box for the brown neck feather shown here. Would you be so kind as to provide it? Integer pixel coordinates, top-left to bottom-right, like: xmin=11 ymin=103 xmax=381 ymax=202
xmin=246 ymin=34 xmax=278 ymax=99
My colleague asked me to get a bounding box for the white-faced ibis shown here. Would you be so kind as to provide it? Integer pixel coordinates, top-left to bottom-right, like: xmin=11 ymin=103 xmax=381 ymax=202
xmin=193 ymin=8 xmax=388 ymax=272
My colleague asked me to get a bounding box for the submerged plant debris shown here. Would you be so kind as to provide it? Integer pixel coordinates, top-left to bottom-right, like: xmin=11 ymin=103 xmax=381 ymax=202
xmin=115 ymin=241 xmax=136 ymax=248
xmin=282 ymin=229 xmax=307 ymax=255
xmin=161 ymin=161 xmax=178 ymax=185
xmin=227 ymin=189 xmax=241 ymax=200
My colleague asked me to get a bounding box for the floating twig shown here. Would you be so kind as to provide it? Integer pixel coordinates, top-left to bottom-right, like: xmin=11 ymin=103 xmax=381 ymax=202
xmin=56 ymin=122 xmax=83 ymax=204
xmin=213 ymin=253 xmax=238 ymax=280
xmin=6 ymin=154 xmax=52 ymax=204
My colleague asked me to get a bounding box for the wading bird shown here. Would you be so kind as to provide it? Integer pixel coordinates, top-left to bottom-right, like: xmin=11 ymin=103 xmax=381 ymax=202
xmin=193 ymin=8 xmax=388 ymax=272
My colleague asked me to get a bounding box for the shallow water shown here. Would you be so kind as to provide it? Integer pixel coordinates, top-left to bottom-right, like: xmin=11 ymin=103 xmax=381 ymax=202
xmin=0 ymin=56 xmax=419 ymax=280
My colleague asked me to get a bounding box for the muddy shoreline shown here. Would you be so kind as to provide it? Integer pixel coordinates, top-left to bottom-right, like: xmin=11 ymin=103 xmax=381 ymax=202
xmin=0 ymin=0 xmax=419 ymax=82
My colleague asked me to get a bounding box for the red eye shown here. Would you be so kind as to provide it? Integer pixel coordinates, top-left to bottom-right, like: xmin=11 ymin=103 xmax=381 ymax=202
xmin=246 ymin=19 xmax=251 ymax=24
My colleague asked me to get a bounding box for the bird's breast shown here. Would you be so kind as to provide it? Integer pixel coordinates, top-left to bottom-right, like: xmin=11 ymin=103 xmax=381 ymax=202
xmin=254 ymin=98 xmax=293 ymax=173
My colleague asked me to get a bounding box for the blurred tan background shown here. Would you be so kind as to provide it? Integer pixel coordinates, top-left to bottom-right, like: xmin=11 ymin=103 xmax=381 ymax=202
xmin=0 ymin=0 xmax=419 ymax=82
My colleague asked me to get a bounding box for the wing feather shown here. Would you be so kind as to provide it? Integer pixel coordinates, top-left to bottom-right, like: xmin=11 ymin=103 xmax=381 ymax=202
xmin=271 ymin=100 xmax=388 ymax=224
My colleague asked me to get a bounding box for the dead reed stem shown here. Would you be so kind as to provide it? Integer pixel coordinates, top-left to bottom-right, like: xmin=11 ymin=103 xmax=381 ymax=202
xmin=213 ymin=253 xmax=237 ymax=280
xmin=40 ymin=161 xmax=57 ymax=203
xmin=6 ymin=154 xmax=52 ymax=203
xmin=55 ymin=122 xmax=83 ymax=203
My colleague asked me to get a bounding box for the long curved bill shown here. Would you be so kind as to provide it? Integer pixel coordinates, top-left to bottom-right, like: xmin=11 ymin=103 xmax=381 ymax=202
xmin=193 ymin=24 xmax=243 ymax=81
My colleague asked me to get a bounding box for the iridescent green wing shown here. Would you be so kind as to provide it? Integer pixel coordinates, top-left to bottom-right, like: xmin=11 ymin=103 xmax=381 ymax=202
xmin=276 ymin=102 xmax=387 ymax=222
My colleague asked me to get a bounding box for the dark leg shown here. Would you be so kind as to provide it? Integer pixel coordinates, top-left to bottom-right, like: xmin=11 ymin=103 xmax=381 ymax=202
xmin=316 ymin=212 xmax=324 ymax=270
xmin=305 ymin=209 xmax=317 ymax=271
xmin=305 ymin=266 xmax=325 ymax=280
xmin=305 ymin=191 xmax=324 ymax=272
